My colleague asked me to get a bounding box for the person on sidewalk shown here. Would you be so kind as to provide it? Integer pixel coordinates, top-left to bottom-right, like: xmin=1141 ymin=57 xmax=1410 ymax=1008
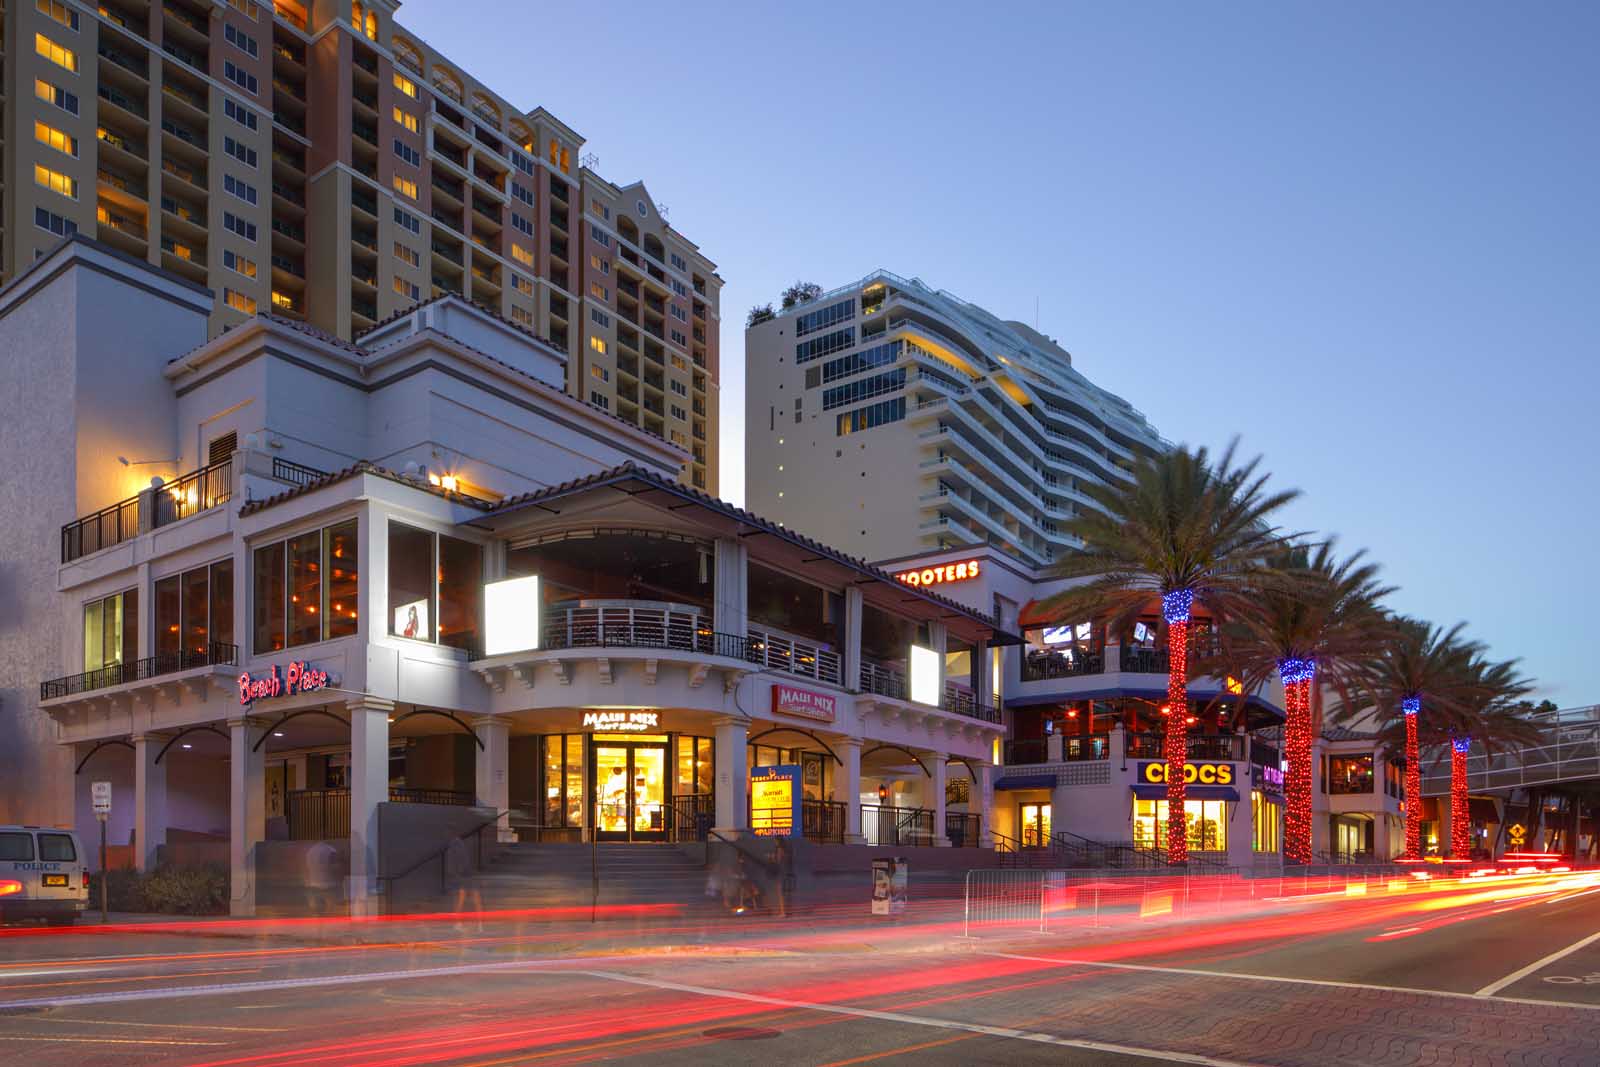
xmin=447 ymin=834 xmax=483 ymax=930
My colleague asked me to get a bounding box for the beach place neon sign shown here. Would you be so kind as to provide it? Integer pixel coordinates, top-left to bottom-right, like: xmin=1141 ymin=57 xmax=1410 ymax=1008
xmin=237 ymin=661 xmax=332 ymax=706
xmin=894 ymin=559 xmax=982 ymax=587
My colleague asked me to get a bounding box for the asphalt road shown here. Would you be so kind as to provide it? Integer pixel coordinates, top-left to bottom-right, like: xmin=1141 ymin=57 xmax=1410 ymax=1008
xmin=2 ymin=871 xmax=1599 ymax=1066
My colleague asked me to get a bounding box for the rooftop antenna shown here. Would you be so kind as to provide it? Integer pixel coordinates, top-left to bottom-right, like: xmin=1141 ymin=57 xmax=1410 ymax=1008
xmin=581 ymin=151 xmax=599 ymax=171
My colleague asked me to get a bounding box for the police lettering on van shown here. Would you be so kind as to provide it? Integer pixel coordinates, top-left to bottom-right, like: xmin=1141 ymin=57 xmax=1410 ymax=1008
xmin=0 ymin=826 xmax=88 ymax=925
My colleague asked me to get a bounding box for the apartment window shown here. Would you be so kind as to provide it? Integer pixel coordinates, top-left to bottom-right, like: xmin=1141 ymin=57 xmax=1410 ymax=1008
xmin=254 ymin=521 xmax=358 ymax=653
xmin=392 ymin=106 xmax=419 ymax=133
xmin=670 ymin=429 xmax=688 ymax=448
xmin=223 ymin=288 xmax=257 ymax=314
xmin=584 ymin=335 xmax=606 ymax=356
xmin=224 ymin=249 xmax=258 ymax=279
xmin=223 ymin=212 xmax=257 ymax=241
xmin=83 ymin=591 xmax=137 ymax=674
xmin=591 ymin=198 xmax=610 ymax=220
xmin=822 ymin=368 xmax=905 ymax=411
xmin=670 ymin=404 xmax=687 ymax=421
xmin=224 ymin=136 xmax=258 ymax=168
xmin=670 ymin=379 xmax=688 ymax=397
xmin=670 ymin=329 xmax=688 ymax=348
xmin=36 ymin=0 xmax=78 ymax=30
xmin=393 ymin=72 xmax=418 ymax=99
xmin=394 ymin=242 xmax=420 ymax=268
xmin=511 ymin=273 xmax=533 ymax=296
xmin=387 ymin=523 xmax=481 ymax=650
xmin=590 ymin=309 xmax=610 ymax=328
xmin=511 ymin=213 xmax=533 ymax=238
xmin=34 ymin=207 xmax=77 ymax=238
xmin=393 ymin=140 xmax=420 ymax=167
xmin=589 ymin=365 xmax=610 ymax=383
xmin=510 ymin=305 xmax=534 ymax=327
xmin=34 ymin=164 xmax=77 ymax=200
xmin=795 ymin=299 xmax=853 ymax=338
xmin=224 ymin=98 xmax=258 ymax=131
xmin=34 ymin=121 xmax=78 ymax=158
xmin=393 ymin=176 xmax=418 ymax=200
xmin=271 ymin=291 xmax=295 ymax=311
xmin=224 ymin=174 xmax=259 ymax=205
xmin=670 ymin=252 xmax=687 ymax=272
xmin=154 ymin=561 xmax=234 ymax=659
xmin=671 ymin=279 xmax=688 ymax=297
xmin=590 ymin=282 xmax=609 ymax=301
xmin=393 ymin=276 xmax=420 ymax=301
xmin=835 ymin=395 xmax=906 ymax=436
xmin=229 ymin=0 xmax=260 ymax=17
xmin=511 ymin=150 xmax=535 ymax=177
xmin=511 ymin=244 xmax=534 ymax=267
xmin=821 ymin=340 xmax=899 ymax=384
xmin=224 ymin=23 xmax=259 ymax=58
xmin=1326 ymin=754 xmax=1376 ymax=795
xmin=511 ymin=182 xmax=534 ymax=207
xmin=589 ymin=254 xmax=609 ymax=275
xmin=35 ymin=79 xmax=78 ymax=114
xmin=796 ymin=327 xmax=855 ymax=364
xmin=589 ymin=224 xmax=610 ymax=247
xmin=394 ymin=207 xmax=421 ymax=234
xmin=589 ymin=391 xmax=609 ymax=410
xmin=224 ymin=60 xmax=259 ymax=95
xmin=35 ymin=33 xmax=77 ymax=71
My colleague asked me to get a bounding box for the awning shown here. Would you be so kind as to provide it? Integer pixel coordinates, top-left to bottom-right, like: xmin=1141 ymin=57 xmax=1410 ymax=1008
xmin=1131 ymin=783 xmax=1240 ymax=802
xmin=994 ymin=775 xmax=1056 ymax=791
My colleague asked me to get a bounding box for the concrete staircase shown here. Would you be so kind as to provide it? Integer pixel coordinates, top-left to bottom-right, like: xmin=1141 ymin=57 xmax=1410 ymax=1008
xmin=471 ymin=842 xmax=717 ymax=913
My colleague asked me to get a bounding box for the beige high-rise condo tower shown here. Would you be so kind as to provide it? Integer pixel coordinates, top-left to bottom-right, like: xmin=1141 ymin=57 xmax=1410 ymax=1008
xmin=0 ymin=0 xmax=721 ymax=491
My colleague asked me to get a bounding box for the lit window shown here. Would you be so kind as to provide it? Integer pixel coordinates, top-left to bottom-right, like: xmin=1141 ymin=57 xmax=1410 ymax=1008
xmin=589 ymin=336 xmax=606 ymax=355
xmin=271 ymin=290 xmax=297 ymax=311
xmin=394 ymin=242 xmax=420 ymax=268
xmin=36 ymin=0 xmax=78 ymax=31
xmin=393 ymin=176 xmax=418 ymax=199
xmin=224 ymin=249 xmax=258 ymax=278
xmin=223 ymin=288 xmax=258 ymax=314
xmin=511 ymin=244 xmax=534 ymax=266
xmin=590 ymin=364 xmax=609 ymax=382
xmin=34 ymin=163 xmax=77 ymax=199
xmin=254 ymin=521 xmax=358 ymax=653
xmin=34 ymin=121 xmax=77 ymax=157
xmin=1133 ymin=798 xmax=1229 ymax=852
xmin=511 ymin=273 xmax=533 ymax=296
xmin=35 ymin=79 xmax=78 ymax=114
xmin=364 ymin=8 xmax=377 ymax=38
xmin=590 ymin=282 xmax=608 ymax=301
xmin=393 ymin=72 xmax=418 ymax=99
xmin=510 ymin=305 xmax=534 ymax=327
xmin=35 ymin=33 xmax=77 ymax=72
xmin=393 ymin=276 xmax=420 ymax=300
xmin=392 ymin=106 xmax=419 ymax=133
xmin=386 ymin=522 xmax=480 ymax=649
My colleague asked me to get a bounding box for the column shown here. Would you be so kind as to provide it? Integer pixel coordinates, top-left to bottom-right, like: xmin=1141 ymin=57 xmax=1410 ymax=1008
xmin=977 ymin=762 xmax=996 ymax=842
xmin=927 ymin=621 xmax=947 ymax=705
xmin=473 ymin=715 xmax=512 ymax=841
xmin=712 ymin=538 xmax=748 ymax=639
xmin=347 ymin=698 xmax=392 ymax=916
xmin=843 ymin=586 xmax=864 ymax=692
xmin=228 ymin=717 xmax=267 ymax=917
xmin=929 ymin=753 xmax=950 ymax=846
xmin=712 ymin=716 xmax=749 ymax=834
xmin=133 ymin=733 xmax=167 ymax=873
xmin=834 ymin=738 xmax=864 ymax=844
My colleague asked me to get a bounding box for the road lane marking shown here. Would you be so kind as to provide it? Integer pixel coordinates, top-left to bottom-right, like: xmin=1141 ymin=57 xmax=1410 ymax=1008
xmin=1476 ymin=929 xmax=1600 ymax=996
xmin=819 ymin=1032 xmax=977 ymax=1065
xmin=982 ymin=951 xmax=1600 ymax=1012
xmin=578 ymin=970 xmax=1261 ymax=1066
xmin=0 ymin=1034 xmax=226 ymax=1046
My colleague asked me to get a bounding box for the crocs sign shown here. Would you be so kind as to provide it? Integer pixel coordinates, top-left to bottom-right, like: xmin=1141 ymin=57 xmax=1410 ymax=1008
xmin=238 ymin=661 xmax=333 ymax=706
xmin=894 ymin=559 xmax=982 ymax=587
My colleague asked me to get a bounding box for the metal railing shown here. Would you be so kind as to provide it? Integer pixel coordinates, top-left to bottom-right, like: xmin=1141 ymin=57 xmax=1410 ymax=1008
xmin=861 ymin=804 xmax=935 ymax=847
xmin=1127 ymin=733 xmax=1245 ymax=761
xmin=1120 ymin=646 xmax=1170 ymax=674
xmin=1419 ymin=704 xmax=1600 ymax=796
xmin=1022 ymin=649 xmax=1103 ymax=681
xmin=943 ymin=682 xmax=1002 ymax=723
xmin=287 ymin=787 xmax=474 ymax=841
xmin=271 ymin=458 xmax=328 ymax=487
xmin=946 ymin=812 xmax=982 ymax=848
xmin=1005 ymin=739 xmax=1049 ymax=765
xmin=669 ymin=793 xmax=715 ymax=843
xmin=746 ymin=627 xmax=842 ymax=686
xmin=859 ymin=660 xmax=905 ymax=700
xmin=40 ymin=642 xmax=239 ymax=701
xmin=538 ymin=604 xmax=748 ymax=660
xmin=61 ymin=493 xmax=141 ymax=563
xmin=802 ymin=799 xmax=847 ymax=844
xmin=152 ymin=459 xmax=232 ymax=528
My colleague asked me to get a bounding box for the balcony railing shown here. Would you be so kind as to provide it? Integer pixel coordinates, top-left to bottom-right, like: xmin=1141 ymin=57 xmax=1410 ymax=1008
xmin=40 ymin=642 xmax=239 ymax=701
xmin=1120 ymin=646 xmax=1170 ymax=674
xmin=532 ymin=602 xmax=750 ymax=661
xmin=1126 ymin=733 xmax=1245 ymax=761
xmin=61 ymin=494 xmax=140 ymax=563
xmin=861 ymin=804 xmax=935 ymax=847
xmin=747 ymin=627 xmax=842 ymax=686
xmin=272 ymin=458 xmax=328 ymax=488
xmin=1022 ymin=648 xmax=1103 ymax=681
xmin=943 ymin=682 xmax=1002 ymax=723
xmin=152 ymin=459 xmax=231 ymax=528
xmin=859 ymin=660 xmax=905 ymax=700
xmin=1005 ymin=739 xmax=1049 ymax=765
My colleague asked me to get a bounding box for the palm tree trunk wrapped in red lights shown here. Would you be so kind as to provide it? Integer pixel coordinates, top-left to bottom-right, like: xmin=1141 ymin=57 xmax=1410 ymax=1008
xmin=1163 ymin=590 xmax=1194 ymax=863
xmin=1403 ymin=698 xmax=1421 ymax=859
xmin=1279 ymin=659 xmax=1316 ymax=865
xmin=1450 ymin=736 xmax=1472 ymax=858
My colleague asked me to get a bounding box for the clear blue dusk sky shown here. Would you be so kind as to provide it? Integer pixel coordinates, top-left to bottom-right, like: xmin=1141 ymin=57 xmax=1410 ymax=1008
xmin=401 ymin=2 xmax=1597 ymax=702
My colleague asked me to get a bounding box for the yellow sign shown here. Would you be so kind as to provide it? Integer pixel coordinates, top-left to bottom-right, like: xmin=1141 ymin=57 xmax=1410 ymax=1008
xmin=581 ymin=710 xmax=659 ymax=732
xmin=1508 ymin=823 xmax=1527 ymax=847
xmin=1140 ymin=761 xmax=1234 ymax=786
xmin=750 ymin=765 xmax=799 ymax=837
xmin=894 ymin=559 xmax=982 ymax=587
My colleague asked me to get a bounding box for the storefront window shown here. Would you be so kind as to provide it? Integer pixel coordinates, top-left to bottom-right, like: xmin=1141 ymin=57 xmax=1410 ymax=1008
xmin=253 ymin=541 xmax=286 ymax=652
xmin=506 ymin=529 xmax=713 ymax=612
xmin=676 ymin=735 xmax=714 ymax=797
xmin=324 ymin=525 xmax=357 ymax=640
xmin=1252 ymin=793 xmax=1281 ymax=853
xmin=748 ymin=562 xmax=843 ymax=647
xmin=210 ymin=560 xmax=234 ymax=647
xmin=388 ymin=522 xmax=482 ymax=650
xmin=156 ymin=574 xmax=181 ymax=657
xmin=1022 ymin=620 xmax=1098 ymax=680
xmin=157 ymin=561 xmax=234 ymax=659
xmin=287 ymin=531 xmax=322 ymax=648
xmin=438 ymin=534 xmax=482 ymax=650
xmin=83 ymin=590 xmax=136 ymax=672
xmin=1133 ymin=798 xmax=1229 ymax=852
xmin=253 ymin=521 xmax=358 ymax=653
xmin=1326 ymin=754 xmax=1375 ymax=795
xmin=388 ymin=522 xmax=434 ymax=642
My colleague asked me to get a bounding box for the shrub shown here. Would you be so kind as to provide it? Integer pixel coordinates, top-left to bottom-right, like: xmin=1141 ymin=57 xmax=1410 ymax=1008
xmin=87 ymin=864 xmax=229 ymax=915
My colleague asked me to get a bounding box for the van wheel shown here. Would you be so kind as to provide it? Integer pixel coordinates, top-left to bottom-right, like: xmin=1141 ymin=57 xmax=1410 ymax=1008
xmin=46 ymin=916 xmax=77 ymax=927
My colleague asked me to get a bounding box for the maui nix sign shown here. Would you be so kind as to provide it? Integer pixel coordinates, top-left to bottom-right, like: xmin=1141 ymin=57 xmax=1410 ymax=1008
xmin=893 ymin=559 xmax=982 ymax=588
xmin=1139 ymin=761 xmax=1234 ymax=786
xmin=238 ymin=661 xmax=332 ymax=706
xmin=582 ymin=710 xmax=659 ymax=732
xmin=771 ymin=683 xmax=836 ymax=724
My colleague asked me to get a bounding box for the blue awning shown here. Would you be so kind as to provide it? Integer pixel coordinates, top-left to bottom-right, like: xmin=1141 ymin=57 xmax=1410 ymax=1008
xmin=1132 ymin=783 xmax=1239 ymax=801
xmin=994 ymin=774 xmax=1056 ymax=791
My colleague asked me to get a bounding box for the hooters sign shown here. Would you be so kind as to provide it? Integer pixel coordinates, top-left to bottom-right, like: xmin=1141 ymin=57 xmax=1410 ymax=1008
xmin=894 ymin=559 xmax=982 ymax=587
xmin=238 ymin=661 xmax=333 ymax=706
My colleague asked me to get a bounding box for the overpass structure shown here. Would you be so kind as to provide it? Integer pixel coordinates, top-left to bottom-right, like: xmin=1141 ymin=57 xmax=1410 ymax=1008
xmin=1420 ymin=704 xmax=1600 ymax=797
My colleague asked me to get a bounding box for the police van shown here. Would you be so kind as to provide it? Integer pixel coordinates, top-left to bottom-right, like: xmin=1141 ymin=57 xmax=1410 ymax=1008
xmin=0 ymin=826 xmax=88 ymax=925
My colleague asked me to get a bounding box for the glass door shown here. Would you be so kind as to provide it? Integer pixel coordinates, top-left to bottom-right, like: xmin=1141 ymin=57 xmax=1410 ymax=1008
xmin=1020 ymin=802 xmax=1052 ymax=848
xmin=593 ymin=743 xmax=668 ymax=841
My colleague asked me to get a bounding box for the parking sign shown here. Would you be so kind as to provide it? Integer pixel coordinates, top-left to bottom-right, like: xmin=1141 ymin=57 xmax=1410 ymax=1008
xmin=92 ymin=780 xmax=112 ymax=815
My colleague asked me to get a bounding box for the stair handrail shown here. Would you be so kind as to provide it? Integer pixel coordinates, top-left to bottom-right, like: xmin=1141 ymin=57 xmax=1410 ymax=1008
xmin=376 ymin=807 xmax=521 ymax=911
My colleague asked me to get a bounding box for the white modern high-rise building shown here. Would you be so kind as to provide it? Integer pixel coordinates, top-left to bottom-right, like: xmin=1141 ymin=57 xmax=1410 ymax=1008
xmin=744 ymin=271 xmax=1166 ymax=567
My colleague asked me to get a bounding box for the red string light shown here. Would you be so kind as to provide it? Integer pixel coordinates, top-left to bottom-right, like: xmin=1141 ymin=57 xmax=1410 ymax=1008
xmin=1403 ymin=700 xmax=1421 ymax=859
xmin=1282 ymin=675 xmax=1313 ymax=865
xmin=1164 ymin=617 xmax=1190 ymax=865
xmin=1450 ymin=737 xmax=1471 ymax=859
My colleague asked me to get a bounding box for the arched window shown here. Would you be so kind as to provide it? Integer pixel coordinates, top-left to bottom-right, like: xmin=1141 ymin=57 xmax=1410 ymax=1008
xmin=392 ymin=37 xmax=423 ymax=73
xmin=548 ymin=138 xmax=560 ymax=167
xmin=432 ymin=66 xmax=463 ymax=103
xmin=560 ymin=147 xmax=571 ymax=173
xmin=472 ymin=92 xmax=500 ymax=125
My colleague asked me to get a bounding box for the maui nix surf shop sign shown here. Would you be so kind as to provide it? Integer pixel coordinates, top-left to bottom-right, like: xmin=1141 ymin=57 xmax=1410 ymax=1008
xmin=893 ymin=559 xmax=982 ymax=588
xmin=1139 ymin=761 xmax=1235 ymax=786
xmin=582 ymin=710 xmax=659 ymax=732
xmin=238 ymin=661 xmax=333 ymax=706
xmin=771 ymin=683 xmax=837 ymax=724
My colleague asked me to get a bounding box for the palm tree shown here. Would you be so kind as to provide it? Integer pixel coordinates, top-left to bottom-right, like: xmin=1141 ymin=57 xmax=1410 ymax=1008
xmin=1433 ymin=656 xmax=1536 ymax=859
xmin=1200 ymin=540 xmax=1393 ymax=864
xmin=1033 ymin=440 xmax=1299 ymax=864
xmin=1344 ymin=618 xmax=1484 ymax=859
